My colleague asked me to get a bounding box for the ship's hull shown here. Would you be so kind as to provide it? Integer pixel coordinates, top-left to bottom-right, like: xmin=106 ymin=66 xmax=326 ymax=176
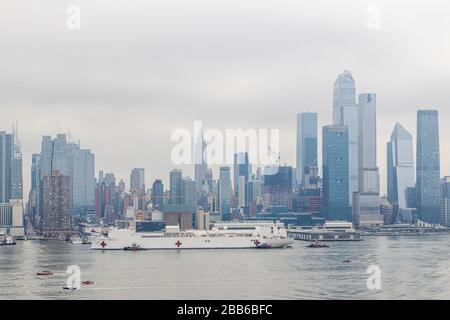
xmin=91 ymin=235 xmax=293 ymax=250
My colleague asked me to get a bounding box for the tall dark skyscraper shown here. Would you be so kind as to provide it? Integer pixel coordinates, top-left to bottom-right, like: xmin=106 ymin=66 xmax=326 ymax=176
xmin=152 ymin=179 xmax=164 ymax=208
xmin=296 ymin=112 xmax=318 ymax=187
xmin=322 ymin=125 xmax=351 ymax=221
xmin=219 ymin=166 xmax=231 ymax=220
xmin=0 ymin=131 xmax=13 ymax=203
xmin=416 ymin=110 xmax=440 ymax=224
xmin=169 ymin=169 xmax=183 ymax=205
xmin=28 ymin=153 xmax=41 ymax=225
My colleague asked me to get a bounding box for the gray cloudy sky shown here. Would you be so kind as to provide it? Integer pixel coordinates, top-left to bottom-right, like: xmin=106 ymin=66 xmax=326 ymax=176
xmin=1 ymin=0 xmax=450 ymax=196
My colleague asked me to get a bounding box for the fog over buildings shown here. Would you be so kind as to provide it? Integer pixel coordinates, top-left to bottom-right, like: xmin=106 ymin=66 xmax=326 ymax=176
xmin=1 ymin=0 xmax=450 ymax=196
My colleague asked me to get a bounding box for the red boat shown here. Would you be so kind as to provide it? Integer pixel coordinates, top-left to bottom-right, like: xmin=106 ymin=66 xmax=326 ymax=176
xmin=36 ymin=271 xmax=53 ymax=276
xmin=82 ymin=280 xmax=94 ymax=285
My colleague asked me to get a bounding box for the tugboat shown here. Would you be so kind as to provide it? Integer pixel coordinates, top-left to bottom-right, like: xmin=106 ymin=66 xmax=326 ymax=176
xmin=36 ymin=271 xmax=53 ymax=276
xmin=307 ymin=241 xmax=329 ymax=248
xmin=124 ymin=243 xmax=144 ymax=251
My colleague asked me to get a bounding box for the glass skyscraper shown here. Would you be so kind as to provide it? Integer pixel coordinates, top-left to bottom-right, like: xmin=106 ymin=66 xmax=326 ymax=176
xmin=11 ymin=124 xmax=23 ymax=200
xmin=296 ymin=112 xmax=318 ymax=187
xmin=0 ymin=131 xmax=13 ymax=203
xmin=355 ymin=93 xmax=381 ymax=226
xmin=219 ymin=166 xmax=231 ymax=220
xmin=233 ymin=152 xmax=251 ymax=194
xmin=333 ymin=70 xmax=358 ymax=206
xmin=322 ymin=125 xmax=351 ymax=221
xmin=169 ymin=169 xmax=183 ymax=205
xmin=416 ymin=110 xmax=440 ymax=224
xmin=152 ymin=179 xmax=164 ymax=208
xmin=387 ymin=122 xmax=415 ymax=210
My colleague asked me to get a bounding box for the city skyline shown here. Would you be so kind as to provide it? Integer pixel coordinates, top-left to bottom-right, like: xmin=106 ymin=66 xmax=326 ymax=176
xmin=1 ymin=92 xmax=448 ymax=199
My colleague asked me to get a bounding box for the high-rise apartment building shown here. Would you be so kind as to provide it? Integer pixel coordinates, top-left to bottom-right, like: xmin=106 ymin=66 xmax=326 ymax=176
xmin=42 ymin=170 xmax=72 ymax=237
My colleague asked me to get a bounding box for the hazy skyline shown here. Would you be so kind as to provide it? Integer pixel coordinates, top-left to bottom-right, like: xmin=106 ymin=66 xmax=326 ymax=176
xmin=1 ymin=0 xmax=450 ymax=196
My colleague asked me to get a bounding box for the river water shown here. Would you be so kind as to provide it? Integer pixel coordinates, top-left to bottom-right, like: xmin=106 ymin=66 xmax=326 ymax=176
xmin=1 ymin=235 xmax=450 ymax=299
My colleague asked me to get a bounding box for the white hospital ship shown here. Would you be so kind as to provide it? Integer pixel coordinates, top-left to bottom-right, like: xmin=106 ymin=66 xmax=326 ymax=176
xmin=91 ymin=221 xmax=293 ymax=250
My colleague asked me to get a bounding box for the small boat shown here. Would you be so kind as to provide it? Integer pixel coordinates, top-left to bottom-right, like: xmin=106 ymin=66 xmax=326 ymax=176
xmin=342 ymin=259 xmax=352 ymax=263
xmin=70 ymin=235 xmax=83 ymax=244
xmin=124 ymin=243 xmax=144 ymax=251
xmin=62 ymin=286 xmax=76 ymax=290
xmin=82 ymin=237 xmax=92 ymax=245
xmin=307 ymin=241 xmax=329 ymax=248
xmin=36 ymin=271 xmax=53 ymax=276
xmin=82 ymin=280 xmax=94 ymax=285
xmin=4 ymin=235 xmax=16 ymax=245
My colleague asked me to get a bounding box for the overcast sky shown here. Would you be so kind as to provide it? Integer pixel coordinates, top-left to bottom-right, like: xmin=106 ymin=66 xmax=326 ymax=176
xmin=1 ymin=0 xmax=450 ymax=196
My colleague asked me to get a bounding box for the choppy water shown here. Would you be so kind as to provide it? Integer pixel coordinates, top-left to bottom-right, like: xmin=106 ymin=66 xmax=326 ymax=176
xmin=1 ymin=235 xmax=450 ymax=299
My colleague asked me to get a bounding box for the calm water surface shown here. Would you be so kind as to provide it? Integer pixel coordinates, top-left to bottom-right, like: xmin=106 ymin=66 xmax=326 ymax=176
xmin=1 ymin=236 xmax=450 ymax=299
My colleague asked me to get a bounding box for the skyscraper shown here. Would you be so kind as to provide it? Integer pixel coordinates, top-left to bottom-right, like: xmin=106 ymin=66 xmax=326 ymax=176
xmin=233 ymin=152 xmax=251 ymax=193
xmin=387 ymin=123 xmax=415 ymax=210
xmin=169 ymin=169 xmax=183 ymax=205
xmin=262 ymin=166 xmax=293 ymax=211
xmin=440 ymin=176 xmax=450 ymax=227
xmin=0 ymin=131 xmax=13 ymax=203
xmin=39 ymin=134 xmax=95 ymax=217
xmin=333 ymin=70 xmax=358 ymax=205
xmin=416 ymin=110 xmax=440 ymax=224
xmin=296 ymin=112 xmax=318 ymax=187
xmin=354 ymin=93 xmax=381 ymax=226
xmin=219 ymin=166 xmax=231 ymax=220
xmin=322 ymin=125 xmax=351 ymax=221
xmin=130 ymin=168 xmax=145 ymax=193
xmin=72 ymin=149 xmax=95 ymax=215
xmin=104 ymin=173 xmax=116 ymax=187
xmin=42 ymin=170 xmax=72 ymax=237
xmin=28 ymin=154 xmax=41 ymax=225
xmin=11 ymin=123 xmax=23 ymax=200
xmin=194 ymin=125 xmax=208 ymax=192
xmin=181 ymin=177 xmax=197 ymax=214
xmin=152 ymin=179 xmax=164 ymax=208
